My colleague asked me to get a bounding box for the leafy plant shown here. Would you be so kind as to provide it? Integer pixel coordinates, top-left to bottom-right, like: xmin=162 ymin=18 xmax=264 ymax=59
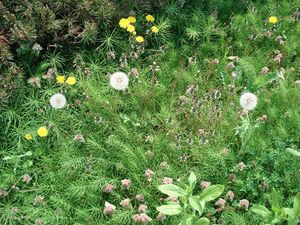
xmin=252 ymin=189 xmax=300 ymax=225
xmin=157 ymin=172 xmax=225 ymax=225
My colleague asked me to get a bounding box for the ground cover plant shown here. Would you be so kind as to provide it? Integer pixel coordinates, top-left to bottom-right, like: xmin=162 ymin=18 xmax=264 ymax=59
xmin=1 ymin=0 xmax=300 ymax=224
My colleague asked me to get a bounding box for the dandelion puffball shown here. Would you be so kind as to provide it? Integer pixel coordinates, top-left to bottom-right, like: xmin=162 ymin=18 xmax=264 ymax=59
xmin=50 ymin=93 xmax=67 ymax=109
xmin=109 ymin=72 xmax=129 ymax=91
xmin=240 ymin=92 xmax=258 ymax=111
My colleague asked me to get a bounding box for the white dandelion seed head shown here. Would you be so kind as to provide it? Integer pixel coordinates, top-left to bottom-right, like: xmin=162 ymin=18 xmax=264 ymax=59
xmin=110 ymin=72 xmax=129 ymax=91
xmin=240 ymin=92 xmax=257 ymax=111
xmin=50 ymin=93 xmax=67 ymax=109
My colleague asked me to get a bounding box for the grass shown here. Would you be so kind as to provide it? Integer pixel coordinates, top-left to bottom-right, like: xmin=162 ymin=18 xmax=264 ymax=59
xmin=1 ymin=0 xmax=300 ymax=224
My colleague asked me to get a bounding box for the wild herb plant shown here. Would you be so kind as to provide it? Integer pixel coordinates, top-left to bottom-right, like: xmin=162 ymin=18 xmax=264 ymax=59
xmin=157 ymin=172 xmax=224 ymax=225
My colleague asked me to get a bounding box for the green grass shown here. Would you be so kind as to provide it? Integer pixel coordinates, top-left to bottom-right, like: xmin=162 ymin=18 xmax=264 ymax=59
xmin=1 ymin=0 xmax=300 ymax=224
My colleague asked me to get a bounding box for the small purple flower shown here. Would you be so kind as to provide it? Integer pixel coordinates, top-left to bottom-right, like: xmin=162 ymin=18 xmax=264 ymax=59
xmin=102 ymin=184 xmax=115 ymax=194
xmin=156 ymin=212 xmax=166 ymax=222
xmin=212 ymin=58 xmax=220 ymax=64
xmin=131 ymin=68 xmax=139 ymax=77
xmin=145 ymin=169 xmax=154 ymax=182
xmin=274 ymin=56 xmax=282 ymax=64
xmin=165 ymin=196 xmax=179 ymax=203
xmin=34 ymin=195 xmax=44 ymax=205
xmin=11 ymin=207 xmax=19 ymax=213
xmin=136 ymin=194 xmax=145 ymax=202
xmin=261 ymin=67 xmax=270 ymax=74
xmin=239 ymin=199 xmax=250 ymax=210
xmin=120 ymin=198 xmax=131 ymax=208
xmin=132 ymin=213 xmax=152 ymax=224
xmin=0 ymin=189 xmax=8 ymax=198
xmin=200 ymin=181 xmax=211 ymax=190
xmin=35 ymin=219 xmax=44 ymax=225
xmin=226 ymin=191 xmax=235 ymax=202
xmin=138 ymin=204 xmax=148 ymax=213
xmin=28 ymin=77 xmax=41 ymax=88
xmin=161 ymin=177 xmax=173 ymax=184
xmin=103 ymin=201 xmax=116 ymax=216
xmin=159 ymin=161 xmax=168 ymax=169
xmin=121 ymin=179 xmax=131 ymax=190
xmin=228 ymin=173 xmax=236 ymax=182
xmin=73 ymin=134 xmax=85 ymax=143
xmin=145 ymin=150 xmax=154 ymax=158
xmin=258 ymin=181 xmax=269 ymax=191
xmin=237 ymin=162 xmax=246 ymax=171
xmin=226 ymin=62 xmax=235 ymax=69
xmin=228 ymin=56 xmax=240 ymax=62
xmin=215 ymin=198 xmax=226 ymax=208
xmin=22 ymin=174 xmax=32 ymax=184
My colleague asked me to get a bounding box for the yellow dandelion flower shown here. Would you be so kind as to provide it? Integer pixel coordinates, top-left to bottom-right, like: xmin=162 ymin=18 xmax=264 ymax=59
xmin=151 ymin=26 xmax=159 ymax=33
xmin=136 ymin=36 xmax=144 ymax=43
xmin=127 ymin=25 xmax=135 ymax=33
xmin=146 ymin=14 xmax=155 ymax=23
xmin=132 ymin=31 xmax=137 ymax=36
xmin=268 ymin=16 xmax=278 ymax=24
xmin=119 ymin=18 xmax=130 ymax=29
xmin=66 ymin=76 xmax=76 ymax=85
xmin=24 ymin=133 xmax=33 ymax=141
xmin=37 ymin=127 xmax=48 ymax=137
xmin=128 ymin=16 xmax=136 ymax=23
xmin=56 ymin=75 xmax=65 ymax=84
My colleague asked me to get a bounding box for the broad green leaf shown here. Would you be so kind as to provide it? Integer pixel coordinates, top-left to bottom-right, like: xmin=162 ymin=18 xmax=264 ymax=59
xmin=3 ymin=155 xmax=13 ymax=160
xmin=188 ymin=172 xmax=197 ymax=188
xmin=199 ymin=185 xmax=224 ymax=202
xmin=158 ymin=184 xmax=187 ymax=197
xmin=23 ymin=160 xmax=33 ymax=168
xmin=24 ymin=151 xmax=33 ymax=156
xmin=252 ymin=205 xmax=272 ymax=218
xmin=196 ymin=217 xmax=210 ymax=225
xmin=156 ymin=204 xmax=182 ymax=215
xmin=186 ymin=216 xmax=194 ymax=225
xmin=188 ymin=196 xmax=203 ymax=215
xmin=293 ymin=193 xmax=300 ymax=217
xmin=271 ymin=188 xmax=282 ymax=210
xmin=286 ymin=148 xmax=300 ymax=157
xmin=179 ymin=216 xmax=194 ymax=225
